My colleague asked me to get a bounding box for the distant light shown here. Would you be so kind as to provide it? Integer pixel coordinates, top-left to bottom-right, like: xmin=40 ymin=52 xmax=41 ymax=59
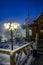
xmin=40 ymin=30 xmax=43 ymax=32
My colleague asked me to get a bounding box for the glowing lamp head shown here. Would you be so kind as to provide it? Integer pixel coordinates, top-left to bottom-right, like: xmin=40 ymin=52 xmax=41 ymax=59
xmin=4 ymin=23 xmax=10 ymax=29
xmin=4 ymin=22 xmax=20 ymax=31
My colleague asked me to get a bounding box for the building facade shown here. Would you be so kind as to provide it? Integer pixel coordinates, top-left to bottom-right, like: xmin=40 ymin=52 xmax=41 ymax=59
xmin=23 ymin=12 xmax=43 ymax=41
xmin=29 ymin=12 xmax=43 ymax=41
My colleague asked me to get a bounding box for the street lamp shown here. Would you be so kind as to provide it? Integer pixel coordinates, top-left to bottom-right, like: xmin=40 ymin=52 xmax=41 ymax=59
xmin=4 ymin=22 xmax=20 ymax=50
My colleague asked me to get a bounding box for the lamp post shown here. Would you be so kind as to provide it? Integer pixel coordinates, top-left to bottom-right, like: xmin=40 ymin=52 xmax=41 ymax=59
xmin=10 ymin=29 xmax=13 ymax=50
xmin=4 ymin=22 xmax=20 ymax=50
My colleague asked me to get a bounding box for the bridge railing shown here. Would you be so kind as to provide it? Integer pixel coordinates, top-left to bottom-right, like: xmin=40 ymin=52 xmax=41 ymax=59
xmin=0 ymin=41 xmax=34 ymax=65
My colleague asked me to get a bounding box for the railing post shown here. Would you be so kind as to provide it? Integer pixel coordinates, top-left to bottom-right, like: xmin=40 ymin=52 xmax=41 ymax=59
xmin=10 ymin=54 xmax=16 ymax=65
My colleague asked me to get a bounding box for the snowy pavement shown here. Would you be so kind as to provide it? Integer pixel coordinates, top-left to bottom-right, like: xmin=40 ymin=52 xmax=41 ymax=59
xmin=0 ymin=54 xmax=34 ymax=65
xmin=0 ymin=44 xmax=20 ymax=65
xmin=0 ymin=54 xmax=10 ymax=65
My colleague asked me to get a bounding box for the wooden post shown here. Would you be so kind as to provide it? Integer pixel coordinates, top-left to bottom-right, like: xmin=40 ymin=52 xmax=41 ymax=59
xmin=35 ymin=33 xmax=38 ymax=48
xmin=10 ymin=54 xmax=16 ymax=65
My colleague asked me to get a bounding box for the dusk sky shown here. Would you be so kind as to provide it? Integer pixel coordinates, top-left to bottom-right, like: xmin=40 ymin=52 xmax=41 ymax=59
xmin=0 ymin=0 xmax=43 ymax=24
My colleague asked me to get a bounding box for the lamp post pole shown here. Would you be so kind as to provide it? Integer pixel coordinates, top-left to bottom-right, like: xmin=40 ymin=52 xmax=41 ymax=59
xmin=11 ymin=29 xmax=13 ymax=50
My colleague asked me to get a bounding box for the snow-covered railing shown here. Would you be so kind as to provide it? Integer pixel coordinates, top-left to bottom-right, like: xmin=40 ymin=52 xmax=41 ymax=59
xmin=0 ymin=41 xmax=33 ymax=65
xmin=0 ymin=49 xmax=11 ymax=55
xmin=12 ymin=41 xmax=33 ymax=54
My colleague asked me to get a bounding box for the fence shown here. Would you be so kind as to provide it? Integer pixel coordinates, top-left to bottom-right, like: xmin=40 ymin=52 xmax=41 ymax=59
xmin=0 ymin=41 xmax=33 ymax=65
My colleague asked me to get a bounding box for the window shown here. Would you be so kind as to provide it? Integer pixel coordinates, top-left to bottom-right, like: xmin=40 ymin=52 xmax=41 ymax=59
xmin=29 ymin=29 xmax=32 ymax=36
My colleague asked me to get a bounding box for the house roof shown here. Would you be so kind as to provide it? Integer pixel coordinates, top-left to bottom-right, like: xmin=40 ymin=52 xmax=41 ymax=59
xmin=25 ymin=17 xmax=34 ymax=24
xmin=35 ymin=12 xmax=43 ymax=21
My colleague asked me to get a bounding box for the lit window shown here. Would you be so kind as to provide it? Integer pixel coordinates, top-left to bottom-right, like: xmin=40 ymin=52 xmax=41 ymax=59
xmin=29 ymin=29 xmax=32 ymax=36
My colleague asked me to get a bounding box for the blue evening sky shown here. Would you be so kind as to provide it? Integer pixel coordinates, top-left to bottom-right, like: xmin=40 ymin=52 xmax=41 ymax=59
xmin=0 ymin=0 xmax=43 ymax=24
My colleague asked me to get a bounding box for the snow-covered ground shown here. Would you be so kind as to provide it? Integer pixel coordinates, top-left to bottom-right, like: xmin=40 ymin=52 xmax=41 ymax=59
xmin=0 ymin=54 xmax=10 ymax=65
xmin=0 ymin=41 xmax=36 ymax=65
xmin=0 ymin=40 xmax=28 ymax=49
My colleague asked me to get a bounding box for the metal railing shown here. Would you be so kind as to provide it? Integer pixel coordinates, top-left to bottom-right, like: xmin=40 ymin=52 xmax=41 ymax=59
xmin=0 ymin=41 xmax=33 ymax=65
